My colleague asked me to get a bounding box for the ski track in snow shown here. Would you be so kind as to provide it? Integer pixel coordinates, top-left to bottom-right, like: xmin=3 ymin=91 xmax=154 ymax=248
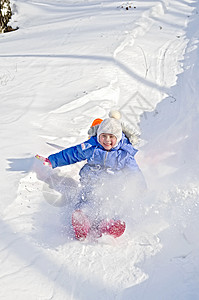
xmin=1 ymin=0 xmax=199 ymax=299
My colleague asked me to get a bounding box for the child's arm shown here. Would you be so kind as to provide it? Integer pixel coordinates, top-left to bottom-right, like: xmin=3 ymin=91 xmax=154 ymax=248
xmin=48 ymin=143 xmax=88 ymax=168
xmin=36 ymin=139 xmax=94 ymax=169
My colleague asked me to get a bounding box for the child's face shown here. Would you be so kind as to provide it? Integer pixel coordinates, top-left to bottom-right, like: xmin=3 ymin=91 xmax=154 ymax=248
xmin=99 ymin=133 xmax=117 ymax=150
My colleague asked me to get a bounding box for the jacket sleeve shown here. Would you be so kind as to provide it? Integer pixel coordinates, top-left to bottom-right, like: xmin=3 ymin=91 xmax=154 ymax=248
xmin=126 ymin=156 xmax=141 ymax=172
xmin=48 ymin=142 xmax=92 ymax=169
xmin=120 ymin=143 xmax=140 ymax=173
xmin=125 ymin=155 xmax=147 ymax=190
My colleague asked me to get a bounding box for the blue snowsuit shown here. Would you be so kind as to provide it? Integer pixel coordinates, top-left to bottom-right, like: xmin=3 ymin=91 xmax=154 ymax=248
xmin=48 ymin=134 xmax=144 ymax=220
xmin=48 ymin=134 xmax=140 ymax=174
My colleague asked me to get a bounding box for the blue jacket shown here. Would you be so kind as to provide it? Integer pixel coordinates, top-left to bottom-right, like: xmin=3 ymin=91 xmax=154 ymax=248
xmin=48 ymin=134 xmax=140 ymax=180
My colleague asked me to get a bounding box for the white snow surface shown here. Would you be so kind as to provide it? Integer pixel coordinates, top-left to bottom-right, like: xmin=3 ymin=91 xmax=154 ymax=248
xmin=1 ymin=0 xmax=199 ymax=299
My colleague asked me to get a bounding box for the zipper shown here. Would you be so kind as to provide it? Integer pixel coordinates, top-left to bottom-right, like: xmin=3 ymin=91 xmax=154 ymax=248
xmin=104 ymin=151 xmax=108 ymax=167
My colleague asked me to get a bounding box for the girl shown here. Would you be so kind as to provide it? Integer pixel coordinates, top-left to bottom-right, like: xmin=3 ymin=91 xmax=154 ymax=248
xmin=36 ymin=111 xmax=144 ymax=240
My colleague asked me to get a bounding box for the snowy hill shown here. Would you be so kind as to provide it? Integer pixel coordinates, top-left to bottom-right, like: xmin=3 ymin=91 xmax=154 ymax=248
xmin=0 ymin=0 xmax=199 ymax=299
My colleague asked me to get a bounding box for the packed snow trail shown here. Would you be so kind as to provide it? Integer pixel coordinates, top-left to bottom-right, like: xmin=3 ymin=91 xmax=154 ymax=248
xmin=0 ymin=0 xmax=199 ymax=299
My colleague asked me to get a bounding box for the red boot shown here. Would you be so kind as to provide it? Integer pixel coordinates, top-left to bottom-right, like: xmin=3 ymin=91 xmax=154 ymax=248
xmin=72 ymin=210 xmax=91 ymax=240
xmin=98 ymin=219 xmax=126 ymax=238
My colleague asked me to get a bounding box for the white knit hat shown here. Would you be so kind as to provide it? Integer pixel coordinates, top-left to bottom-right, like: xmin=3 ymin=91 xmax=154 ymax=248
xmin=97 ymin=110 xmax=122 ymax=147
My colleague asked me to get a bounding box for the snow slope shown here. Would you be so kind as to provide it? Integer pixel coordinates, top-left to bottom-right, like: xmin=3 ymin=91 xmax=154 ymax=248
xmin=0 ymin=0 xmax=199 ymax=299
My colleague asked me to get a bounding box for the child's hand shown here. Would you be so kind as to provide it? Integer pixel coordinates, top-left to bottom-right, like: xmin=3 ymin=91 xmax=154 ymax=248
xmin=35 ymin=154 xmax=52 ymax=167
